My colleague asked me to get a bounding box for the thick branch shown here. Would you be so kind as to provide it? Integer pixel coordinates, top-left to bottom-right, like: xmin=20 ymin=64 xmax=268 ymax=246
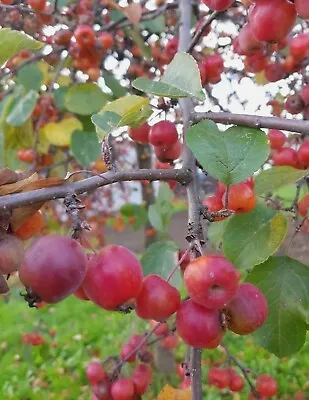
xmin=193 ymin=111 xmax=309 ymax=134
xmin=0 ymin=168 xmax=191 ymax=210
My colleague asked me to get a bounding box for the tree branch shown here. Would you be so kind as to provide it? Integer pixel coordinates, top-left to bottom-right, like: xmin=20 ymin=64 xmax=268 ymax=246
xmin=192 ymin=111 xmax=309 ymax=134
xmin=187 ymin=11 xmax=221 ymax=53
xmin=0 ymin=168 xmax=191 ymax=210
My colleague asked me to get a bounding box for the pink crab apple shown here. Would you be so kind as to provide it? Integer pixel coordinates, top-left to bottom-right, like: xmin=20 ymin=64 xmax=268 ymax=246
xmin=149 ymin=121 xmax=178 ymax=148
xmin=176 ymin=299 xmax=224 ymax=348
xmin=267 ymin=129 xmax=286 ymax=150
xmin=83 ymin=245 xmax=143 ymax=311
xmin=295 ymin=0 xmax=309 ymax=19
xmin=128 ymin=123 xmax=150 ymax=144
xmin=184 ymin=254 xmax=240 ymax=309
xmin=202 ymin=0 xmax=234 ymax=11
xmin=111 ymin=378 xmax=135 ymax=400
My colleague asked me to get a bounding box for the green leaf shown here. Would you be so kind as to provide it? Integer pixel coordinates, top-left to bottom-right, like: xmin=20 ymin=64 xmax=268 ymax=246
xmin=0 ymin=28 xmax=43 ymax=66
xmin=132 ymin=52 xmax=205 ymax=101
xmin=223 ymin=205 xmax=288 ymax=272
xmin=53 ymin=87 xmax=69 ymax=111
xmin=187 ymin=121 xmax=270 ymax=185
xmin=141 ymin=241 xmax=181 ymax=288
xmin=65 ymin=83 xmax=109 ymax=115
xmin=91 ymin=111 xmax=121 ymax=140
xmin=148 ymin=183 xmax=174 ymax=233
xmin=16 ymin=63 xmax=43 ymax=91
xmin=49 ymin=0 xmax=76 ymax=7
xmin=6 ymin=90 xmax=38 ymax=127
xmin=120 ymin=203 xmax=148 ymax=231
xmin=103 ymin=72 xmax=127 ymax=99
xmin=255 ymin=166 xmax=309 ymax=195
xmin=71 ymin=130 xmax=101 ymax=167
xmin=208 ymin=219 xmax=229 ymax=249
xmin=247 ymin=256 xmax=309 ymax=357
xmin=141 ymin=15 xmax=165 ymax=33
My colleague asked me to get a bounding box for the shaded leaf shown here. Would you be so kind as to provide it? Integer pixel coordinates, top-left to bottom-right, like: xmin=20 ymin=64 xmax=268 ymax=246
xmin=223 ymin=205 xmax=288 ymax=272
xmin=255 ymin=166 xmax=309 ymax=195
xmin=148 ymin=183 xmax=173 ymax=233
xmin=0 ymin=28 xmax=43 ymax=66
xmin=65 ymin=83 xmax=109 ymax=115
xmin=103 ymin=72 xmax=127 ymax=99
xmin=6 ymin=91 xmax=39 ymax=127
xmin=247 ymin=256 xmax=309 ymax=357
xmin=132 ymin=53 xmax=205 ymax=101
xmin=53 ymin=87 xmax=69 ymax=111
xmin=120 ymin=203 xmax=148 ymax=231
xmin=208 ymin=219 xmax=229 ymax=249
xmin=187 ymin=121 xmax=269 ymax=185
xmin=16 ymin=63 xmax=43 ymax=91
xmin=141 ymin=241 xmax=181 ymax=289
xmin=71 ymin=130 xmax=101 ymax=166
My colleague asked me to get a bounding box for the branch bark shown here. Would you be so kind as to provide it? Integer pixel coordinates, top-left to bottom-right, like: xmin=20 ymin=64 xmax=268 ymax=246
xmin=0 ymin=168 xmax=191 ymax=210
xmin=193 ymin=111 xmax=309 ymax=134
xmin=178 ymin=1 xmax=204 ymax=400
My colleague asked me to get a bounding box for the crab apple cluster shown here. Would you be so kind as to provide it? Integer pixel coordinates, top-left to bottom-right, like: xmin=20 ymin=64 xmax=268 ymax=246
xmin=203 ymin=177 xmax=256 ymax=218
xmin=149 ymin=121 xmax=182 ymax=163
xmin=208 ymin=367 xmax=244 ymax=392
xmin=176 ymin=255 xmax=268 ymax=349
xmin=22 ymin=331 xmax=45 ymax=346
xmin=268 ymin=129 xmax=309 ymax=169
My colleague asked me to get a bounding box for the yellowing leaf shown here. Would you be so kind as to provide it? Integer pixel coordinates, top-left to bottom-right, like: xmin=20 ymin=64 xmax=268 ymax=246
xmin=157 ymin=385 xmax=191 ymax=400
xmin=255 ymin=71 xmax=268 ymax=85
xmin=37 ymin=129 xmax=51 ymax=154
xmin=37 ymin=61 xmax=50 ymax=85
xmin=42 ymin=117 xmax=82 ymax=147
xmin=103 ymin=95 xmax=148 ymax=116
xmin=57 ymin=75 xmax=71 ymax=87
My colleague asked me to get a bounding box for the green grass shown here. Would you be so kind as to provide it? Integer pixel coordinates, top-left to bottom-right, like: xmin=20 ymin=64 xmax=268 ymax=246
xmin=0 ymin=288 xmax=308 ymax=400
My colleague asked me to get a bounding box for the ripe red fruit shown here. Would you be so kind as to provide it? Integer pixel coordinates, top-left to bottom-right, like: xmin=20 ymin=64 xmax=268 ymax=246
xmin=295 ymin=0 xmax=309 ymax=19
xmin=149 ymin=121 xmax=178 ymax=148
xmin=97 ymin=32 xmax=114 ymax=50
xmin=249 ymin=0 xmax=296 ymax=43
xmin=132 ymin=364 xmax=152 ymax=395
xmin=135 ymin=274 xmax=181 ymax=321
xmin=297 ymin=141 xmax=309 ymax=168
xmin=150 ymin=320 xmax=169 ymax=336
xmin=289 ymin=34 xmax=309 ymax=59
xmin=54 ymin=29 xmax=73 ymax=46
xmin=229 ymin=372 xmax=244 ymax=392
xmin=184 ymin=254 xmax=240 ymax=309
xmin=92 ymin=382 xmax=112 ymax=400
xmin=298 ymin=194 xmax=309 ymax=217
xmin=208 ymin=367 xmax=230 ymax=389
xmin=202 ymin=0 xmax=233 ymax=11
xmin=17 ymin=148 xmax=35 ymax=163
xmin=19 ymin=235 xmax=87 ymax=303
xmin=268 ymin=129 xmax=286 ymax=150
xmin=128 ymin=123 xmax=150 ymax=144
xmin=265 ymin=63 xmax=285 ymax=82
xmin=165 ymin=37 xmax=179 ymax=60
xmin=272 ymin=147 xmax=298 ymax=167
xmin=285 ymin=94 xmax=305 ymax=115
xmin=111 ymin=378 xmax=134 ymax=400
xmin=238 ymin=23 xmax=263 ymax=55
xmin=161 ymin=334 xmax=179 ymax=349
xmin=226 ymin=283 xmax=268 ymax=335
xmin=28 ymin=0 xmax=46 ymax=11
xmin=15 ymin=210 xmax=45 ymax=240
xmin=176 ymin=299 xmax=223 ymax=348
xmin=120 ymin=334 xmax=146 ymax=363
xmin=154 ymin=140 xmax=182 ymax=163
xmin=86 ymin=361 xmax=106 ymax=385
xmin=201 ymin=53 xmax=224 ymax=81
xmin=224 ymin=182 xmax=256 ymax=213
xmin=83 ymin=245 xmax=143 ymax=311
xmin=0 ymin=235 xmax=24 ymax=275
xmin=203 ymin=195 xmax=223 ymax=212
xmin=177 ymin=364 xmax=185 ymax=380
xmin=178 ymin=250 xmax=190 ymax=272
xmin=74 ymin=284 xmax=89 ymax=301
xmin=74 ymin=25 xmax=96 ymax=47
xmin=256 ymin=375 xmax=278 ymax=397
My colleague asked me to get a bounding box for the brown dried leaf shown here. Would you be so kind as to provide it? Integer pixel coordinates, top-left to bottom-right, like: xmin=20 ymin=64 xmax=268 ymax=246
xmin=0 ymin=173 xmax=39 ymax=196
xmin=0 ymin=274 xmax=9 ymax=294
xmin=22 ymin=176 xmax=65 ymax=192
xmin=0 ymin=168 xmax=18 ymax=186
xmin=16 ymin=171 xmax=34 ymax=181
xmin=124 ymin=3 xmax=142 ymax=24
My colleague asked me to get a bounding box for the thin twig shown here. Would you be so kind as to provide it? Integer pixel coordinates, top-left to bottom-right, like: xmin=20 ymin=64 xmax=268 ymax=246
xmin=187 ymin=11 xmax=221 ymax=53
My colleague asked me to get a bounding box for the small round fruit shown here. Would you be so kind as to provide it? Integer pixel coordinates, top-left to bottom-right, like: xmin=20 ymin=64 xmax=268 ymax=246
xmin=135 ymin=274 xmax=181 ymax=321
xmin=229 ymin=371 xmax=244 ymax=392
xmin=74 ymin=284 xmax=89 ymax=301
xmin=149 ymin=121 xmax=178 ymax=147
xmin=0 ymin=235 xmax=24 ymax=275
xmin=226 ymin=283 xmax=268 ymax=335
xmin=184 ymin=254 xmax=240 ymax=309
xmin=297 ymin=141 xmax=309 ymax=168
xmin=74 ymin=25 xmax=96 ymax=47
xmin=285 ymin=94 xmax=305 ymax=115
xmin=111 ymin=378 xmax=134 ymax=400
xmin=128 ymin=123 xmax=150 ymax=144
xmin=272 ymin=147 xmax=298 ymax=167
xmin=154 ymin=140 xmax=182 ymax=163
xmin=208 ymin=367 xmax=230 ymax=389
xmin=298 ymin=193 xmax=309 ymax=216
xmin=161 ymin=334 xmax=179 ymax=349
xmin=19 ymin=235 xmax=87 ymax=303
xmin=83 ymin=245 xmax=143 ymax=311
xmin=224 ymin=183 xmax=256 ymax=213
xmin=295 ymin=0 xmax=309 ymax=19
xmin=28 ymin=0 xmax=46 ymax=11
xmin=132 ymin=364 xmax=152 ymax=395
xmin=268 ymin=129 xmax=286 ymax=150
xmin=86 ymin=361 xmax=106 ymax=385
xmin=176 ymin=299 xmax=223 ymax=348
xmin=202 ymin=0 xmax=233 ymax=11
xmin=256 ymin=375 xmax=278 ymax=397
xmin=15 ymin=210 xmax=45 ymax=240
xmin=150 ymin=320 xmax=169 ymax=336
